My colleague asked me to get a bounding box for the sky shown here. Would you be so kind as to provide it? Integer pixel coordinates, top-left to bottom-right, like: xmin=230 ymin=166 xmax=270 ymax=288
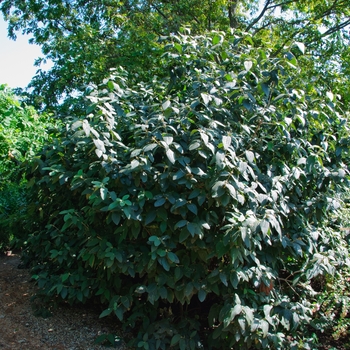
xmin=0 ymin=16 xmax=46 ymax=89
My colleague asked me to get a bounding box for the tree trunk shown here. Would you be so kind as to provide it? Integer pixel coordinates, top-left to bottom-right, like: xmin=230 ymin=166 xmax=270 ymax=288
xmin=228 ymin=0 xmax=239 ymax=28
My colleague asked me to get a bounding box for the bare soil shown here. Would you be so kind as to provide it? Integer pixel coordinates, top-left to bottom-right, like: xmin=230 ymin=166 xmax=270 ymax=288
xmin=0 ymin=251 xmax=127 ymax=350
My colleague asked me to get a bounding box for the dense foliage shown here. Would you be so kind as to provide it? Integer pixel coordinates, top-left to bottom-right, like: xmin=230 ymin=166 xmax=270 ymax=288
xmin=1 ymin=0 xmax=350 ymax=114
xmin=0 ymin=84 xmax=58 ymax=251
xmin=2 ymin=0 xmax=350 ymax=348
xmin=310 ymin=191 xmax=350 ymax=348
xmin=22 ymin=30 xmax=349 ymax=349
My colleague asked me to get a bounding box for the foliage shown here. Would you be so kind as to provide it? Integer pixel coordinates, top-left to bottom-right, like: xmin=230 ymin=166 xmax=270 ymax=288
xmin=313 ymin=265 xmax=350 ymax=346
xmin=22 ymin=30 xmax=349 ymax=349
xmin=1 ymin=0 xmax=350 ymax=114
xmin=0 ymin=84 xmax=58 ymax=251
xmin=0 ymin=0 xmax=228 ymax=114
xmin=311 ymin=194 xmax=350 ymax=346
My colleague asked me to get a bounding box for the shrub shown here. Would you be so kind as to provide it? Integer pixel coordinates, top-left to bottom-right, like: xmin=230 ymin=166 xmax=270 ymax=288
xmin=0 ymin=84 xmax=58 ymax=251
xmin=311 ymin=192 xmax=350 ymax=346
xmin=23 ymin=30 xmax=349 ymax=349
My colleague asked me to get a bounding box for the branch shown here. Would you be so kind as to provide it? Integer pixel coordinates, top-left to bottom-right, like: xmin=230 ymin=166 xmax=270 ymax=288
xmin=253 ymin=18 xmax=284 ymax=35
xmin=246 ymin=0 xmax=273 ymax=32
xmin=150 ymin=3 xmax=168 ymax=21
xmin=266 ymin=0 xmax=298 ymax=10
xmin=313 ymin=0 xmax=342 ymax=21
xmin=320 ymin=18 xmax=350 ymax=38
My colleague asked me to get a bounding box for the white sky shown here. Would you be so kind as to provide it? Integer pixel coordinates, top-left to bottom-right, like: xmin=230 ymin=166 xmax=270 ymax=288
xmin=0 ymin=16 xmax=46 ymax=89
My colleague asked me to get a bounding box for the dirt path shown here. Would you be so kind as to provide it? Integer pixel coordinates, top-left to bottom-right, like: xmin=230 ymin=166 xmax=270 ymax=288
xmin=0 ymin=252 xmax=127 ymax=349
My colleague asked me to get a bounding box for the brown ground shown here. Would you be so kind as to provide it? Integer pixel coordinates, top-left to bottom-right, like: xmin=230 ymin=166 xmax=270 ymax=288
xmin=0 ymin=252 xmax=348 ymax=350
xmin=0 ymin=252 xmax=127 ymax=350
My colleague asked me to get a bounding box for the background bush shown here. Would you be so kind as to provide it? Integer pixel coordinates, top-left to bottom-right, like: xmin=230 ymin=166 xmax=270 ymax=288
xmin=23 ymin=30 xmax=349 ymax=349
xmin=0 ymin=84 xmax=58 ymax=251
xmin=311 ymin=191 xmax=350 ymax=346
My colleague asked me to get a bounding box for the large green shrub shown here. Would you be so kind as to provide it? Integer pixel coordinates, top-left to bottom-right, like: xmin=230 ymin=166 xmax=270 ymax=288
xmin=24 ymin=30 xmax=349 ymax=349
xmin=0 ymin=84 xmax=58 ymax=251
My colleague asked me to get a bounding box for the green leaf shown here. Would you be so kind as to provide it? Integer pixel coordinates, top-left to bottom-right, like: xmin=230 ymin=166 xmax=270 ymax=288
xmin=121 ymin=295 xmax=130 ymax=308
xmin=162 ymin=100 xmax=171 ymax=110
xmin=202 ymin=222 xmax=210 ymax=230
xmin=157 ymin=249 xmax=167 ymax=257
xmin=166 ymin=149 xmax=175 ymax=164
xmin=187 ymin=222 xmax=196 ymax=237
xmin=158 ymin=257 xmax=170 ymax=271
xmin=225 ymin=183 xmax=236 ymax=198
xmin=163 ymin=135 xmax=173 ymax=145
xmin=245 ymin=150 xmax=255 ymax=163
xmin=220 ymin=272 xmax=228 ymax=286
xmin=185 ymin=282 xmax=193 ymax=297
xmin=222 ymin=135 xmax=231 ymax=150
xmin=212 ymin=34 xmax=223 ymax=45
xmin=61 ymin=272 xmax=70 ymax=282
xmin=212 ymin=181 xmax=225 ymax=198
xmin=187 ymin=203 xmax=198 ymax=215
xmin=244 ymin=306 xmax=254 ymax=325
xmin=170 ymin=334 xmax=181 ymax=346
xmin=188 ymin=188 xmax=200 ymax=199
xmin=61 ymin=287 xmax=68 ymax=299
xmin=175 ymin=220 xmax=188 ymax=229
xmin=260 ymin=319 xmax=269 ymax=337
xmin=154 ymin=197 xmax=166 ymax=207
xmin=143 ymin=143 xmax=158 ymax=152
xmin=167 ymin=251 xmax=180 ymax=263
xmin=215 ymin=150 xmax=225 ymax=168
xmin=230 ymin=273 xmax=239 ymax=289
xmin=173 ymin=169 xmax=185 ymax=180
xmin=179 ymin=229 xmax=190 ymax=242
xmin=99 ymin=308 xmax=113 ymax=318
xmin=189 ymin=140 xmax=201 ymax=151
xmin=112 ymin=213 xmax=121 ymax=225
xmin=198 ymin=289 xmax=207 ymax=302
xmin=244 ymin=60 xmax=253 ymax=71
xmin=216 ymin=241 xmax=226 ymax=258
xmin=201 ymin=93 xmax=211 ymax=105
xmin=174 ymin=43 xmax=182 ymax=53
xmin=145 ymin=211 xmax=157 ymax=225
xmin=114 ymin=307 xmax=124 ymax=322
xmin=179 ymin=338 xmax=186 ymax=350
xmin=115 ymin=251 xmax=123 ymax=263
xmin=149 ymin=236 xmax=161 ymax=246
xmin=160 ymin=221 xmax=167 ymax=233
xmin=230 ymin=304 xmax=242 ymax=322
xmin=100 ymin=187 xmax=108 ymax=200
xmin=295 ymin=41 xmax=305 ymax=54
xmin=94 ymin=334 xmax=108 ymax=345
xmin=260 ymin=220 xmax=270 ymax=235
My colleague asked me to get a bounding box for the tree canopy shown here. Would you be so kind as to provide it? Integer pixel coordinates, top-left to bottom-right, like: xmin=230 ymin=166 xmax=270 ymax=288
xmin=1 ymin=0 xmax=350 ymax=114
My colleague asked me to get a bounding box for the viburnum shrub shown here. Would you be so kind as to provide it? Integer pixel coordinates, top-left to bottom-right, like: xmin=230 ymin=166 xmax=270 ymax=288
xmin=23 ymin=30 xmax=349 ymax=349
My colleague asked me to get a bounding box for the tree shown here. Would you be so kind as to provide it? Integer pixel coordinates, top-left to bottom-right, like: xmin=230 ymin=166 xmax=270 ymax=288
xmin=22 ymin=30 xmax=349 ymax=348
xmin=0 ymin=0 xmax=227 ymax=114
xmin=1 ymin=0 xmax=350 ymax=114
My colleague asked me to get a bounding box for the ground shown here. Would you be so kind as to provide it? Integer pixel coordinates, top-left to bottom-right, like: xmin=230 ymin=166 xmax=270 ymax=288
xmin=0 ymin=251 xmax=127 ymax=350
xmin=0 ymin=251 xmax=348 ymax=350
